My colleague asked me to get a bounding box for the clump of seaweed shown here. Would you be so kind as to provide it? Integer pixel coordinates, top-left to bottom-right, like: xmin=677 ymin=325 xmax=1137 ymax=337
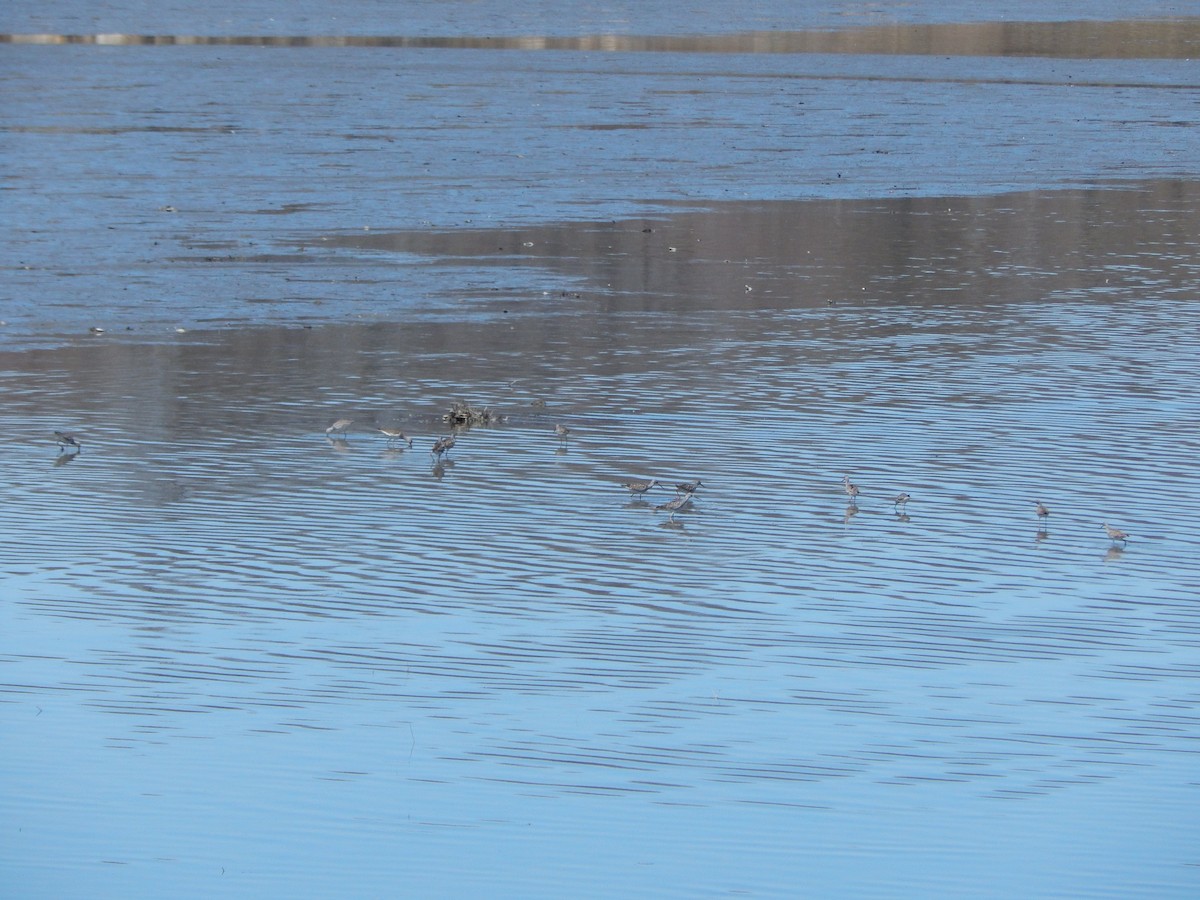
xmin=443 ymin=400 xmax=505 ymax=427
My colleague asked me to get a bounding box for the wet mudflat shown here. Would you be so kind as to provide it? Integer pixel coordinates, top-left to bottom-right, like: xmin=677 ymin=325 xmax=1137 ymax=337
xmin=3 ymin=18 xmax=1198 ymax=344
xmin=3 ymin=7 xmax=1200 ymax=899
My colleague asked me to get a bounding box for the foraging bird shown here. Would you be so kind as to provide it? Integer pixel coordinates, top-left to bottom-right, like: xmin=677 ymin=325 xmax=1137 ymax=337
xmin=622 ymin=478 xmax=659 ymax=497
xmin=325 ymin=419 xmax=353 ymax=436
xmin=378 ymin=427 xmax=413 ymax=448
xmin=656 ymin=493 xmax=692 ymax=522
xmin=554 ymin=423 xmax=570 ymax=445
xmin=54 ymin=431 xmax=82 ymax=452
xmin=894 ymin=492 xmax=911 ymax=510
xmin=842 ymin=474 xmax=860 ymax=503
xmin=1103 ymin=523 xmax=1129 ymax=546
xmin=431 ymin=436 xmax=456 ymax=459
xmin=1035 ymin=501 xmax=1049 ymax=520
xmin=675 ymin=479 xmax=703 ymax=495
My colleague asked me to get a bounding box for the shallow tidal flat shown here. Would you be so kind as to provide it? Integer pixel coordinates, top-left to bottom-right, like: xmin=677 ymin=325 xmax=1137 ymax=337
xmin=5 ymin=182 xmax=1200 ymax=895
xmin=3 ymin=10 xmax=1200 ymax=898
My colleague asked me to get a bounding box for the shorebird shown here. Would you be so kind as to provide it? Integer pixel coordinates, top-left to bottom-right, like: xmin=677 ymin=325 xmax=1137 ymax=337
xmin=1035 ymin=501 xmax=1050 ymax=520
xmin=894 ymin=492 xmax=911 ymax=510
xmin=622 ymin=478 xmax=659 ymax=497
xmin=1103 ymin=523 xmax=1129 ymax=546
xmin=378 ymin=427 xmax=413 ymax=448
xmin=54 ymin=431 xmax=82 ymax=452
xmin=675 ymin=479 xmax=703 ymax=495
xmin=554 ymin=423 xmax=570 ymax=445
xmin=325 ymin=418 xmax=353 ymax=437
xmin=842 ymin=474 xmax=860 ymax=504
xmin=431 ymin=436 xmax=456 ymax=459
xmin=656 ymin=493 xmax=692 ymax=522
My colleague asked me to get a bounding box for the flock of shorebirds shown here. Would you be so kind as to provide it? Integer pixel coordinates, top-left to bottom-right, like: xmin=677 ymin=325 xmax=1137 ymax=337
xmin=618 ymin=476 xmax=703 ymax=522
xmin=840 ymin=473 xmax=1129 ymax=547
xmin=325 ymin=418 xmax=460 ymax=461
xmin=53 ymin=424 xmax=1132 ymax=546
xmin=327 ymin=418 xmax=704 ymax=522
xmin=840 ymin=474 xmax=1129 ymax=547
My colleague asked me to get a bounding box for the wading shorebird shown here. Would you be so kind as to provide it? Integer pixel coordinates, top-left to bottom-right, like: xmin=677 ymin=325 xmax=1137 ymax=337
xmin=325 ymin=419 xmax=353 ymax=437
xmin=1103 ymin=523 xmax=1129 ymax=546
xmin=431 ymin=436 xmax=456 ymax=459
xmin=842 ymin=474 xmax=860 ymax=504
xmin=1035 ymin=501 xmax=1050 ymax=521
xmin=656 ymin=493 xmax=692 ymax=522
xmin=894 ymin=492 xmax=911 ymax=510
xmin=54 ymin=431 xmax=82 ymax=452
xmin=675 ymin=479 xmax=703 ymax=495
xmin=378 ymin=427 xmax=413 ymax=448
xmin=554 ymin=423 xmax=571 ymax=445
xmin=622 ymin=478 xmax=659 ymax=498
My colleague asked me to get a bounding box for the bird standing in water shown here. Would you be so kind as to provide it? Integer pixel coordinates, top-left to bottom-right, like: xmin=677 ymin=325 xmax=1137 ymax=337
xmin=843 ymin=474 xmax=860 ymax=504
xmin=622 ymin=478 xmax=659 ymax=498
xmin=431 ymin=436 xmax=456 ymax=459
xmin=325 ymin=419 xmax=353 ymax=437
xmin=378 ymin=427 xmax=413 ymax=448
xmin=54 ymin=431 xmax=82 ymax=453
xmin=1103 ymin=523 xmax=1129 ymax=546
xmin=656 ymin=493 xmax=692 ymax=522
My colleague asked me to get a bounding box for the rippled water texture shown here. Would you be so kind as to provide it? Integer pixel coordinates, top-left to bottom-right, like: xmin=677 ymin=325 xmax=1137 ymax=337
xmin=3 ymin=6 xmax=1200 ymax=899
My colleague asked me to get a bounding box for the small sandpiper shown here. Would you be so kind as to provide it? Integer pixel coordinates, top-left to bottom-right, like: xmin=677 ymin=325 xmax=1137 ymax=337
xmin=1035 ymin=501 xmax=1049 ymax=521
xmin=894 ymin=492 xmax=911 ymax=510
xmin=843 ymin=474 xmax=860 ymax=504
xmin=54 ymin=431 xmax=82 ymax=452
xmin=675 ymin=479 xmax=703 ymax=495
xmin=622 ymin=478 xmax=659 ymax=497
xmin=656 ymin=493 xmax=692 ymax=522
xmin=1103 ymin=523 xmax=1129 ymax=546
xmin=554 ymin=423 xmax=571 ymax=445
xmin=378 ymin=427 xmax=413 ymax=448
xmin=431 ymin=436 xmax=456 ymax=459
xmin=325 ymin=418 xmax=353 ymax=437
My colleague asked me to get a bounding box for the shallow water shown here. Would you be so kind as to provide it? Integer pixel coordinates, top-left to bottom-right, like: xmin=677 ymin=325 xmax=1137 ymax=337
xmin=3 ymin=17 xmax=1198 ymax=345
xmin=5 ymin=190 xmax=1200 ymax=896
xmin=3 ymin=5 xmax=1200 ymax=899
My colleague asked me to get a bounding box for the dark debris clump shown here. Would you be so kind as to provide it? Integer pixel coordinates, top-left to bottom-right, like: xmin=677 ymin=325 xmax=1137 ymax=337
xmin=443 ymin=400 xmax=505 ymax=427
